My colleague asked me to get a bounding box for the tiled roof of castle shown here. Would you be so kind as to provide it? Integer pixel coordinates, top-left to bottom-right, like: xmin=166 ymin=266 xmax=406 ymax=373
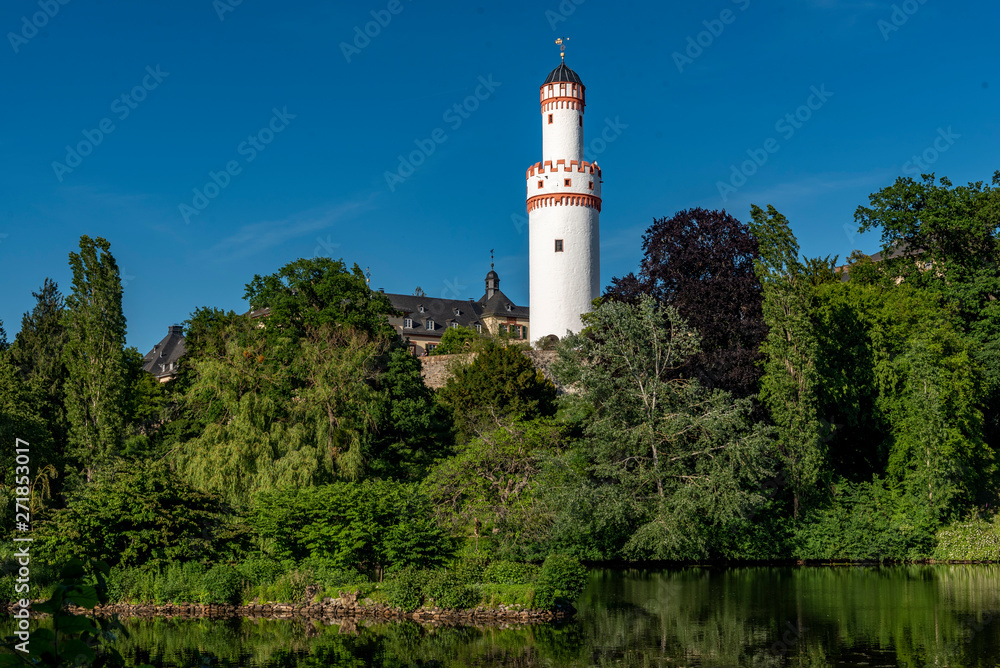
xmin=142 ymin=325 xmax=186 ymax=378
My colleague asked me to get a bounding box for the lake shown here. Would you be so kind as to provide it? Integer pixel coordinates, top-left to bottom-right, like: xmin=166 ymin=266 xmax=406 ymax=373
xmin=13 ymin=565 xmax=1000 ymax=666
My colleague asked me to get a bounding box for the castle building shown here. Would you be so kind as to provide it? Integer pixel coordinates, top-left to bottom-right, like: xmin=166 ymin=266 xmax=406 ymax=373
xmin=384 ymin=265 xmax=529 ymax=356
xmin=142 ymin=324 xmax=186 ymax=382
xmin=527 ymin=53 xmax=602 ymax=341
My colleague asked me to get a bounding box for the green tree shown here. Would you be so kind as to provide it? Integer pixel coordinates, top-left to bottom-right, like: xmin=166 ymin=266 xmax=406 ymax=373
xmin=855 ymin=172 xmax=1000 ymax=446
xmin=430 ymin=325 xmax=480 ymax=355
xmin=369 ymin=346 xmax=452 ymax=480
xmin=437 ymin=340 xmax=556 ymax=442
xmin=252 ymin=481 xmax=453 ymax=580
xmin=243 ymin=257 xmax=397 ymax=341
xmin=553 ymin=295 xmax=770 ymax=560
xmin=7 ymin=279 xmax=70 ymax=455
xmin=62 ymin=236 xmax=129 ymax=482
xmin=749 ymin=205 xmax=827 ymax=518
xmin=870 ymin=285 xmax=993 ymax=526
xmin=422 ymin=418 xmax=568 ymax=559
xmin=36 ymin=460 xmax=229 ymax=568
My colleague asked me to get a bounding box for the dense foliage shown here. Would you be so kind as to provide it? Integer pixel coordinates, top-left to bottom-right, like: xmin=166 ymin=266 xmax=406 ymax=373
xmin=2 ymin=170 xmax=1000 ymax=645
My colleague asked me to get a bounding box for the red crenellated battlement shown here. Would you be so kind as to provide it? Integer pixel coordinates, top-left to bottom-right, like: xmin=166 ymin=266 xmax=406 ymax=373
xmin=526 ymin=193 xmax=602 ymax=213
xmin=525 ymin=160 xmax=601 ymax=179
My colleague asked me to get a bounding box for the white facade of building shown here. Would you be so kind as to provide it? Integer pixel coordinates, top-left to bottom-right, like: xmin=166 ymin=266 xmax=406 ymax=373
xmin=527 ymin=61 xmax=602 ymax=342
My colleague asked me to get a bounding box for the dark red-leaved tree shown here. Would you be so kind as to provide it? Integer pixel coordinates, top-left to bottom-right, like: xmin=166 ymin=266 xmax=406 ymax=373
xmin=605 ymin=208 xmax=766 ymax=399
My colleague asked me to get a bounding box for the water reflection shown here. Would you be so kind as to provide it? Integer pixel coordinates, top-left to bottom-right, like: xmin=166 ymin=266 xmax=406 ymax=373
xmin=7 ymin=565 xmax=1000 ymax=667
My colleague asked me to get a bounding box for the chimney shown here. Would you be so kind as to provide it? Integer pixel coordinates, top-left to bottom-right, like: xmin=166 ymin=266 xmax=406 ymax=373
xmin=168 ymin=324 xmax=183 ymax=335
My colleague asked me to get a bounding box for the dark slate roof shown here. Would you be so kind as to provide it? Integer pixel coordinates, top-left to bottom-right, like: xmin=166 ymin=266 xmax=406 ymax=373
xmin=477 ymin=289 xmax=530 ymax=319
xmin=143 ymin=325 xmax=186 ymax=378
xmin=543 ymin=62 xmax=583 ymax=85
xmin=387 ymin=289 xmax=529 ymax=340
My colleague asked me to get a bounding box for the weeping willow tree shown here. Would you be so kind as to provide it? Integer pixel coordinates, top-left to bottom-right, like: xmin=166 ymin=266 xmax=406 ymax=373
xmin=171 ymin=257 xmax=445 ymax=507
xmin=172 ymin=318 xmax=390 ymax=507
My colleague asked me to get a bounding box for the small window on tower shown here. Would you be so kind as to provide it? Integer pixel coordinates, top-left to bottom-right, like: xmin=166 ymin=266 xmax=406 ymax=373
xmin=548 ymin=84 xmax=554 ymax=93
xmin=538 ymin=180 xmax=544 ymax=189
xmin=579 ymin=115 xmax=583 ymax=127
xmin=548 ymin=113 xmax=553 ymax=124
xmin=560 ymin=83 xmax=566 ymax=94
xmin=564 ymin=178 xmax=571 ymax=187
xmin=555 ymin=239 xmax=564 ymax=252
xmin=588 ymin=181 xmax=593 ymax=189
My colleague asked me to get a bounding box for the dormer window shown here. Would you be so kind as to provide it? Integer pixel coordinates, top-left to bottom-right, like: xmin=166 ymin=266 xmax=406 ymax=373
xmin=403 ymin=318 xmax=413 ymax=329
xmin=475 ymin=323 xmax=482 ymax=333
xmin=418 ymin=305 xmax=425 ymax=313
xmin=425 ymin=319 xmax=434 ymax=331
xmin=505 ymin=303 xmax=512 ymax=312
xmin=450 ymin=322 xmax=459 ymax=329
xmin=453 ymin=307 xmax=461 ymax=316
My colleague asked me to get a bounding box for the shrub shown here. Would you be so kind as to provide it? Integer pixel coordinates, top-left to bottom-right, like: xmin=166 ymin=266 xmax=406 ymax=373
xmin=300 ymin=556 xmax=368 ymax=591
xmin=155 ymin=561 xmax=205 ymax=604
xmin=478 ymin=583 xmax=536 ymax=608
xmin=934 ymin=515 xmax=1000 ymax=561
xmin=482 ymin=560 xmax=539 ymax=585
xmin=533 ymin=554 xmax=588 ymax=609
xmin=382 ymin=567 xmax=425 ymax=612
xmin=201 ymin=563 xmax=242 ymax=605
xmin=252 ymin=480 xmax=454 ymax=578
xmin=423 ymin=569 xmax=478 ymax=610
xmin=237 ymin=555 xmax=285 ymax=587
xmin=257 ymin=569 xmax=312 ymax=603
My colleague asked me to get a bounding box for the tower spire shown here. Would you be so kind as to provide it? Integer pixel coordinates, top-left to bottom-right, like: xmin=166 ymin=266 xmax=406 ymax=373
xmin=555 ymin=37 xmax=568 ymax=61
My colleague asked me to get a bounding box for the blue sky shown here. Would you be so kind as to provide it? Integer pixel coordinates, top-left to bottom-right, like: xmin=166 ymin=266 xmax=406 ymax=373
xmin=1 ymin=0 xmax=998 ymax=351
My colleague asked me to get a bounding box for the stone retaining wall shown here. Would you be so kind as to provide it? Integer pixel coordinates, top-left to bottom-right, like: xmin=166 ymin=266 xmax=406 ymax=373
xmin=51 ymin=597 xmax=572 ymax=626
xmin=420 ymin=350 xmax=562 ymax=390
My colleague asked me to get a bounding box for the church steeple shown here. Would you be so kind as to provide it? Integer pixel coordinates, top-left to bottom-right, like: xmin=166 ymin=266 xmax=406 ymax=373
xmin=485 ymin=249 xmax=499 ymax=299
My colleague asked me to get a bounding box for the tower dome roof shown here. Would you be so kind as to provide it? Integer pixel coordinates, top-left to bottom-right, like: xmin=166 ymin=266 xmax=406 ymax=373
xmin=486 ymin=269 xmax=499 ymax=280
xmin=543 ymin=62 xmax=583 ymax=86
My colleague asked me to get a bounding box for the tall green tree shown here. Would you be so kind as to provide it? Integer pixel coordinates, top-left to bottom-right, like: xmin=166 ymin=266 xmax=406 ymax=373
xmin=749 ymin=205 xmax=827 ymax=518
xmin=9 ymin=279 xmax=70 ymax=453
xmin=62 ymin=236 xmax=129 ymax=481
xmin=553 ymin=295 xmax=770 ymax=560
xmin=437 ymin=340 xmax=556 ymax=443
xmin=855 ymin=172 xmax=1000 ymax=446
xmin=243 ymin=257 xmax=397 ymax=342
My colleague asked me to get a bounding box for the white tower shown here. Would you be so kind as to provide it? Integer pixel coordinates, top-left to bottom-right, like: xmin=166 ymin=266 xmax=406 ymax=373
xmin=527 ymin=47 xmax=601 ymax=342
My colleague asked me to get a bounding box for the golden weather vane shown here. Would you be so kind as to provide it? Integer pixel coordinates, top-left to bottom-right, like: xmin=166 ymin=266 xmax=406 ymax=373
xmin=555 ymin=37 xmax=568 ymax=61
